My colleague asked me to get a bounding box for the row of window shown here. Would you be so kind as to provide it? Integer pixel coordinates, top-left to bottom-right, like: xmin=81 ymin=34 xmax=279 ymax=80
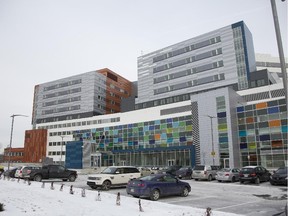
xmin=42 ymin=105 xmax=81 ymax=115
xmin=43 ymin=87 xmax=81 ymax=99
xmin=41 ymin=117 xmax=121 ymax=131
xmin=154 ymin=72 xmax=225 ymax=95
xmin=154 ymin=60 xmax=223 ymax=84
xmin=153 ymin=48 xmax=222 ymax=73
xmin=43 ymin=96 xmax=81 ymax=107
xmin=153 ymin=36 xmax=221 ymax=63
xmin=48 ymin=151 xmax=65 ymax=156
xmin=44 ymin=79 xmax=82 ymax=92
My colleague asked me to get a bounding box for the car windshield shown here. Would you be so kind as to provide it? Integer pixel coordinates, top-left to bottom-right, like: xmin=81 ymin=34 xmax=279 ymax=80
xmin=241 ymin=168 xmax=253 ymax=173
xmin=275 ymin=167 xmax=288 ymax=174
xmin=101 ymin=167 xmax=117 ymax=174
xmin=139 ymin=175 xmax=158 ymax=181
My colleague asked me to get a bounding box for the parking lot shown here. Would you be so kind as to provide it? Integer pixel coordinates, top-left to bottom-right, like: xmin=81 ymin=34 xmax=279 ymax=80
xmin=53 ymin=174 xmax=287 ymax=216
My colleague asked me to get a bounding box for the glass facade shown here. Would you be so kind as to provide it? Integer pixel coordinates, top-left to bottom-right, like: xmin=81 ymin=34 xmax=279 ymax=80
xmin=237 ymin=99 xmax=287 ymax=168
xmin=216 ymin=96 xmax=229 ymax=167
xmin=71 ymin=115 xmax=195 ymax=167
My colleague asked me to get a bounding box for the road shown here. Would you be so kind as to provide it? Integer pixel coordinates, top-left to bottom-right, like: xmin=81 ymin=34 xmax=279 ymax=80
xmin=51 ymin=174 xmax=287 ymax=216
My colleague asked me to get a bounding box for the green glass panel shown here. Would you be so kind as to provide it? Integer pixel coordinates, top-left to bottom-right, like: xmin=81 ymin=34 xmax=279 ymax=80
xmin=160 ymin=124 xmax=167 ymax=129
xmin=218 ymin=124 xmax=227 ymax=130
xmin=173 ymin=132 xmax=179 ymax=138
xmin=186 ymin=125 xmax=192 ymax=131
xmin=179 ymin=121 xmax=185 ymax=127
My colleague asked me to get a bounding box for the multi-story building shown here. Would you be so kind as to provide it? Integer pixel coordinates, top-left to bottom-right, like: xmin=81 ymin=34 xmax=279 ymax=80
xmin=256 ymin=53 xmax=288 ymax=80
xmin=3 ymin=147 xmax=25 ymax=164
xmin=29 ymin=21 xmax=287 ymax=169
xmin=32 ymin=68 xmax=134 ymax=127
xmin=136 ymin=21 xmax=256 ymax=109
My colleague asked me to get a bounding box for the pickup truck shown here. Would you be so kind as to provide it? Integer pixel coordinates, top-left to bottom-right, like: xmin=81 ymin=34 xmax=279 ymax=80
xmin=27 ymin=165 xmax=77 ymax=182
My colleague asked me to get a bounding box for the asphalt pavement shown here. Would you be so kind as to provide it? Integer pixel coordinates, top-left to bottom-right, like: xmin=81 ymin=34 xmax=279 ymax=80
xmin=52 ymin=174 xmax=287 ymax=216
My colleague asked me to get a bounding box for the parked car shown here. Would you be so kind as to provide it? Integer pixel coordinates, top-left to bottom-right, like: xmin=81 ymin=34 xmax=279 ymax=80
xmin=3 ymin=167 xmax=18 ymax=178
xmin=138 ymin=167 xmax=155 ymax=176
xmin=126 ymin=173 xmax=191 ymax=201
xmin=161 ymin=165 xmax=182 ymax=176
xmin=216 ymin=168 xmax=240 ymax=182
xmin=270 ymin=167 xmax=288 ymax=186
xmin=175 ymin=167 xmax=193 ymax=179
xmin=87 ymin=166 xmax=141 ymax=190
xmin=15 ymin=165 xmax=41 ymax=179
xmin=192 ymin=165 xmax=220 ymax=181
xmin=239 ymin=166 xmax=271 ymax=184
xmin=27 ymin=165 xmax=77 ymax=182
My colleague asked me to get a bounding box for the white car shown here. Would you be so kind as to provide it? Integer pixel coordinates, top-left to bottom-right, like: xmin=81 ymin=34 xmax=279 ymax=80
xmin=87 ymin=166 xmax=141 ymax=190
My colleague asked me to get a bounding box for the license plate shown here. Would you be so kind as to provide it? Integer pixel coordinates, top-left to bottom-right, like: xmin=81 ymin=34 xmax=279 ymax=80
xmin=244 ymin=174 xmax=248 ymax=177
xmin=130 ymin=188 xmax=134 ymax=192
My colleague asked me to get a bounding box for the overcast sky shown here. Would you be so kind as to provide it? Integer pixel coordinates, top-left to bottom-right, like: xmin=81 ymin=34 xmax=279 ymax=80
xmin=0 ymin=0 xmax=287 ymax=153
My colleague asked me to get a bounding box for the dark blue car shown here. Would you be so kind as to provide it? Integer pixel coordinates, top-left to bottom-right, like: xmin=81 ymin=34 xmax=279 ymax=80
xmin=126 ymin=173 xmax=191 ymax=201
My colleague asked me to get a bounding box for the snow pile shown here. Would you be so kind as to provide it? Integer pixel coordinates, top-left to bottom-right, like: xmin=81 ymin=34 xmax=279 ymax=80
xmin=0 ymin=178 xmax=243 ymax=216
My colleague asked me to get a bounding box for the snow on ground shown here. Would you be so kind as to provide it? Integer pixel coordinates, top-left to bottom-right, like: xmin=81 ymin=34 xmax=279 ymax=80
xmin=0 ymin=177 xmax=244 ymax=216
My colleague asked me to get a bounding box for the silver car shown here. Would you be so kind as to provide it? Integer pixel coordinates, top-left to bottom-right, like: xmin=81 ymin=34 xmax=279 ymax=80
xmin=192 ymin=165 xmax=220 ymax=181
xmin=216 ymin=168 xmax=240 ymax=182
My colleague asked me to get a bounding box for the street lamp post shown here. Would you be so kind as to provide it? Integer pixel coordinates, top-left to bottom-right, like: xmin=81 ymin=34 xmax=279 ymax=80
xmin=7 ymin=114 xmax=28 ymax=171
xmin=207 ymin=115 xmax=216 ymax=165
xmin=270 ymin=0 xmax=288 ymax=109
xmin=59 ymin=135 xmax=67 ymax=166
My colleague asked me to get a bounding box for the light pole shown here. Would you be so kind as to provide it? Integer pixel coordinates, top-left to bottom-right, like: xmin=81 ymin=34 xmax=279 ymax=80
xmin=207 ymin=115 xmax=217 ymax=165
xmin=270 ymin=0 xmax=288 ymax=109
xmin=8 ymin=114 xmax=28 ymax=171
xmin=59 ymin=135 xmax=67 ymax=166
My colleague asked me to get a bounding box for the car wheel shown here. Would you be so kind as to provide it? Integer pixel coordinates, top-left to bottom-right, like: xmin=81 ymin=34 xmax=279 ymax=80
xmin=208 ymin=175 xmax=212 ymax=181
xmin=150 ymin=189 xmax=160 ymax=201
xmin=255 ymin=177 xmax=260 ymax=185
xmin=181 ymin=187 xmax=189 ymax=197
xmin=68 ymin=175 xmax=76 ymax=182
xmin=102 ymin=180 xmax=111 ymax=190
xmin=270 ymin=181 xmax=275 ymax=185
xmin=34 ymin=174 xmax=42 ymax=182
xmin=240 ymin=180 xmax=244 ymax=184
xmin=231 ymin=176 xmax=236 ymax=183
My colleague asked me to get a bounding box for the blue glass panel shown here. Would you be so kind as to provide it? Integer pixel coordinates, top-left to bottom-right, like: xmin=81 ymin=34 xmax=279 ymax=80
xmin=118 ymin=125 xmax=122 ymax=129
xmin=104 ymin=127 xmax=109 ymax=131
xmin=173 ymin=122 xmax=179 ymax=128
xmin=239 ymin=131 xmax=247 ymax=137
xmin=217 ymin=112 xmax=226 ymax=118
xmin=161 ymin=133 xmax=167 ymax=139
xmin=219 ymin=137 xmax=228 ymax=143
xmin=128 ymin=141 xmax=133 ymax=146
xmin=113 ymin=138 xmax=118 ymax=143
xmin=118 ymin=138 xmax=123 ymax=142
xmin=144 ymin=126 xmax=149 ymax=132
xmin=180 ymin=137 xmax=186 ymax=142
xmin=149 ymin=140 xmax=155 ymax=144
xmin=155 ymin=120 xmax=160 ymax=124
xmin=237 ymin=107 xmax=244 ymax=113
xmin=268 ymin=107 xmax=279 ymax=114
xmin=91 ymin=128 xmax=96 ymax=133
xmin=99 ymin=143 xmax=104 ymax=148
xmin=240 ymin=143 xmax=247 ymax=149
xmin=167 ymin=118 xmax=173 ymax=123
xmin=167 ymin=138 xmax=173 ymax=143
xmin=282 ymin=126 xmax=288 ymax=133
xmin=260 ymin=135 xmax=270 ymax=141
xmin=128 ymin=124 xmax=133 ymax=128
xmin=149 ymin=125 xmax=155 ymax=130
xmin=139 ymin=132 xmax=144 ymax=136
xmin=133 ymin=141 xmax=138 ymax=146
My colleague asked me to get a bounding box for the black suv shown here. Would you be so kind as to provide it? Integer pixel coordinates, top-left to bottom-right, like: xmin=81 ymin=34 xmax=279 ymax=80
xmin=270 ymin=167 xmax=288 ymax=186
xmin=239 ymin=166 xmax=271 ymax=184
